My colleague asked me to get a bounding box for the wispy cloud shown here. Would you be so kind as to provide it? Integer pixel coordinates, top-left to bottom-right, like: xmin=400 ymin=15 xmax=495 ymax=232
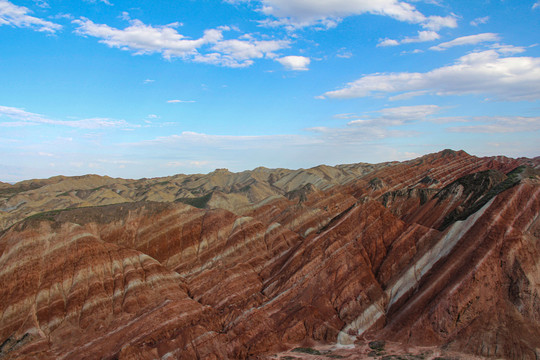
xmin=448 ymin=116 xmax=540 ymax=133
xmin=333 ymin=113 xmax=360 ymax=120
xmin=167 ymin=100 xmax=196 ymax=103
xmin=303 ymin=105 xmax=443 ymax=146
xmin=336 ymin=48 xmax=353 ymax=58
xmin=84 ymin=0 xmax=113 ymax=5
xmin=0 ymin=105 xmax=131 ymax=129
xmin=470 ymin=16 xmax=489 ymax=26
xmin=378 ymin=30 xmax=439 ymax=47
xmin=489 ymin=43 xmax=526 ymax=55
xmin=166 ymin=160 xmax=210 ymax=168
xmin=429 ymin=33 xmax=499 ymax=51
xmin=0 ymin=0 xmax=61 ymax=33
xmin=33 ymin=0 xmax=49 ymax=9
xmin=320 ymin=50 xmax=540 ymax=101
xmin=388 ymin=90 xmax=428 ymax=101
xmin=124 ymin=126 xmax=420 ymax=173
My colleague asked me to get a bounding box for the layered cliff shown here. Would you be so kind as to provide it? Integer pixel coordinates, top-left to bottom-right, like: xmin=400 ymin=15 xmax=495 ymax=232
xmin=1 ymin=150 xmax=539 ymax=359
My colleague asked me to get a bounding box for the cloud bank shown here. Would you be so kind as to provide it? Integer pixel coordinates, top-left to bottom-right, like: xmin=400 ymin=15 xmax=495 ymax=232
xmin=321 ymin=50 xmax=540 ymax=101
xmin=73 ymin=17 xmax=289 ymax=67
xmin=227 ymin=0 xmax=456 ymax=30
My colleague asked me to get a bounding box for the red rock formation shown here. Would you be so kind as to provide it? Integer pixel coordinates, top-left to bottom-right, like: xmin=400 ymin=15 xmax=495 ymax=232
xmin=0 ymin=150 xmax=539 ymax=359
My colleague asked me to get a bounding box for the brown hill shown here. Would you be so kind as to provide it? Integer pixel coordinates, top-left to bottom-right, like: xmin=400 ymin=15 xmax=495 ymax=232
xmin=0 ymin=149 xmax=539 ymax=359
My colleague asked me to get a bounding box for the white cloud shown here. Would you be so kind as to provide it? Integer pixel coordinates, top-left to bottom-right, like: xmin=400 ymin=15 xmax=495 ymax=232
xmin=0 ymin=105 xmax=45 ymax=122
xmin=448 ymin=116 xmax=540 ymax=133
xmin=0 ymin=105 xmax=131 ymax=129
xmin=84 ymin=0 xmax=112 ymax=5
xmin=276 ymin=55 xmax=310 ymax=71
xmin=73 ymin=17 xmax=289 ymax=67
xmin=388 ymin=90 xmax=428 ymax=101
xmin=143 ymin=79 xmax=155 ymax=84
xmin=201 ymin=38 xmax=289 ymax=67
xmin=375 ymin=104 xmax=441 ymax=120
xmin=378 ymin=30 xmax=439 ymax=46
xmin=423 ymin=15 xmax=457 ymax=31
xmin=261 ymin=0 xmax=424 ymax=23
xmin=378 ymin=38 xmax=400 ymax=47
xmin=0 ymin=0 xmax=61 ymax=32
xmin=306 ymin=124 xmax=415 ymax=143
xmin=408 ymin=0 xmax=443 ymax=4
xmin=127 ymin=124 xmax=420 ymax=172
xmin=257 ymin=16 xmax=340 ymax=31
xmin=167 ymin=100 xmax=195 ymax=103
xmin=533 ymin=1 xmax=540 ymax=10
xmin=489 ymin=43 xmax=526 ymax=55
xmin=336 ymin=48 xmax=353 ymax=58
xmin=306 ymin=105 xmax=440 ymax=145
xmin=233 ymin=0 xmax=456 ymax=30
xmin=345 ymin=104 xmax=441 ymax=126
xmin=322 ymin=109 xmax=539 ymax=145
xmin=321 ymin=50 xmax=540 ymax=101
xmin=166 ymin=160 xmax=210 ymax=167
xmin=429 ymin=33 xmax=499 ymax=51
xmin=333 ymin=113 xmax=360 ymax=120
xmin=73 ymin=17 xmax=222 ymax=59
xmin=192 ymin=53 xmax=256 ymax=68
xmin=470 ymin=16 xmax=489 ymax=26
xmin=33 ymin=0 xmax=49 ymax=9
xmin=212 ymin=39 xmax=286 ymax=60
xmin=134 ymin=131 xmax=318 ymax=151
xmin=51 ymin=13 xmax=74 ymax=20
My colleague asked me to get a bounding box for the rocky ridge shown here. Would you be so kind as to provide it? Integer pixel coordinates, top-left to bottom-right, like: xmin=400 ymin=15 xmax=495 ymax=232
xmin=0 ymin=149 xmax=539 ymax=359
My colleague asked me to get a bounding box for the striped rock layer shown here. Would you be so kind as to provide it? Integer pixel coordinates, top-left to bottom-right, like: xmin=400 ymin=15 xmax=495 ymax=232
xmin=0 ymin=149 xmax=539 ymax=359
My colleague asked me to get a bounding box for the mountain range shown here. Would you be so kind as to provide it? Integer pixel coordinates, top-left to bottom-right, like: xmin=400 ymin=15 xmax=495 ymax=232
xmin=1 ymin=149 xmax=539 ymax=359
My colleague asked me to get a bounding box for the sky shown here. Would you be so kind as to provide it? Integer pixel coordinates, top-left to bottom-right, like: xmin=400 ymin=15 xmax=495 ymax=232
xmin=0 ymin=0 xmax=539 ymax=182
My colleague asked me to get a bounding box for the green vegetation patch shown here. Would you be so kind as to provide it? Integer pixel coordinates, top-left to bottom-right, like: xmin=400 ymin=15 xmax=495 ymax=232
xmin=381 ymin=355 xmax=425 ymax=360
xmin=18 ymin=201 xmax=173 ymax=231
xmin=369 ymin=340 xmax=386 ymax=351
xmin=0 ymin=182 xmax=44 ymax=199
xmin=291 ymin=347 xmax=322 ymax=355
xmin=175 ymin=192 xmax=212 ymax=209
xmin=438 ymin=166 xmax=528 ymax=230
xmin=26 ymin=208 xmax=71 ymax=223
xmin=0 ymin=187 xmax=22 ymax=197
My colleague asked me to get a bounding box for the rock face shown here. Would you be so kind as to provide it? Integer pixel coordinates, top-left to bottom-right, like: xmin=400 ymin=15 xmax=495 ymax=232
xmin=1 ymin=149 xmax=539 ymax=359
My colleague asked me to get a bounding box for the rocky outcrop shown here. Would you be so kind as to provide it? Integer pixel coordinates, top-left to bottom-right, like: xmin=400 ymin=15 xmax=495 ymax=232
xmin=1 ymin=149 xmax=539 ymax=359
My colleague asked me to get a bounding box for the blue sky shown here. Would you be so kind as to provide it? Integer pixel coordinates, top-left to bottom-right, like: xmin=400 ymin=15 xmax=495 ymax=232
xmin=1 ymin=0 xmax=539 ymax=182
